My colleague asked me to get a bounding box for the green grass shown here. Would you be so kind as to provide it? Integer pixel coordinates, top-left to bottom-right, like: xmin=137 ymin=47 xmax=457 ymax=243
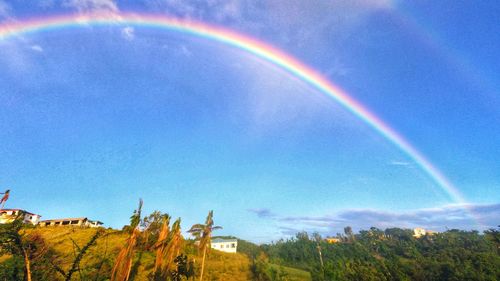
xmin=268 ymin=263 xmax=312 ymax=281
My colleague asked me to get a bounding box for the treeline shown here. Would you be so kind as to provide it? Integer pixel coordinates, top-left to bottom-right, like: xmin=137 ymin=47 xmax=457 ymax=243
xmin=253 ymin=227 xmax=500 ymax=281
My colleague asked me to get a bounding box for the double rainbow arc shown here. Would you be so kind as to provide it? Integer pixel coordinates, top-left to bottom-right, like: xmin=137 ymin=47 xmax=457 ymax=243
xmin=0 ymin=13 xmax=468 ymax=207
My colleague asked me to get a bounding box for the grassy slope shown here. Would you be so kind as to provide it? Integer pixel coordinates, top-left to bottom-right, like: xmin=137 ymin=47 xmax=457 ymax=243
xmin=26 ymin=226 xmax=253 ymax=280
xmin=268 ymin=263 xmax=312 ymax=281
xmin=27 ymin=227 xmax=133 ymax=279
xmin=10 ymin=227 xmax=311 ymax=280
xmin=199 ymin=250 xmax=252 ymax=281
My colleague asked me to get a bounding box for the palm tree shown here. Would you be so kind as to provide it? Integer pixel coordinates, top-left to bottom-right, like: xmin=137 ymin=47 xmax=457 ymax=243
xmin=111 ymin=199 xmax=143 ymax=281
xmin=0 ymin=189 xmax=10 ymax=209
xmin=154 ymin=217 xmax=184 ymax=279
xmin=154 ymin=215 xmax=171 ymax=274
xmin=188 ymin=210 xmax=222 ymax=281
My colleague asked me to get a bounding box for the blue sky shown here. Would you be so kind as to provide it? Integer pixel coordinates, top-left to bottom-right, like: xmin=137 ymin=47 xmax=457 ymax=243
xmin=0 ymin=0 xmax=498 ymax=242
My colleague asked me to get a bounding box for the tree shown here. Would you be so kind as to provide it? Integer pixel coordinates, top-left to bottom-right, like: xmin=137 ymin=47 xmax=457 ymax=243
xmin=0 ymin=215 xmax=43 ymax=281
xmin=153 ymin=214 xmax=171 ymax=275
xmin=111 ymin=199 xmax=143 ymax=281
xmin=153 ymin=217 xmax=184 ymax=280
xmin=0 ymin=189 xmax=10 ymax=209
xmin=251 ymin=252 xmax=271 ymax=281
xmin=484 ymin=225 xmax=500 ymax=254
xmin=188 ymin=210 xmax=222 ymax=281
xmin=170 ymin=254 xmax=194 ymax=281
xmin=344 ymin=226 xmax=355 ymax=242
xmin=142 ymin=211 xmax=168 ymax=250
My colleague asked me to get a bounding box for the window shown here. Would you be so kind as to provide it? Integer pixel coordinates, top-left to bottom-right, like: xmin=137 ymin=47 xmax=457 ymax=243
xmin=231 ymin=243 xmax=236 ymax=248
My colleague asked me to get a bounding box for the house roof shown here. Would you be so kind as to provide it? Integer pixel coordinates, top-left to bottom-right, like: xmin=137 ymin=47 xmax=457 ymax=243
xmin=211 ymin=238 xmax=237 ymax=243
xmin=40 ymin=217 xmax=103 ymax=224
xmin=0 ymin=209 xmax=40 ymax=216
xmin=40 ymin=217 xmax=88 ymax=222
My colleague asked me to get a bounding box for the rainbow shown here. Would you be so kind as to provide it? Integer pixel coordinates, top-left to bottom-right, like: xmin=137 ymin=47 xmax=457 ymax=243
xmin=0 ymin=13 xmax=469 ymax=207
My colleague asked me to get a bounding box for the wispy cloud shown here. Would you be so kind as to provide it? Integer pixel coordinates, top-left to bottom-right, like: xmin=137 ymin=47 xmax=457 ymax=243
xmin=121 ymin=26 xmax=134 ymax=40
xmin=249 ymin=203 xmax=500 ymax=236
xmin=30 ymin=45 xmax=44 ymax=52
xmin=389 ymin=160 xmax=412 ymax=166
xmin=63 ymin=0 xmax=118 ymax=13
xmin=247 ymin=208 xmax=276 ymax=219
xmin=142 ymin=0 xmax=243 ymax=22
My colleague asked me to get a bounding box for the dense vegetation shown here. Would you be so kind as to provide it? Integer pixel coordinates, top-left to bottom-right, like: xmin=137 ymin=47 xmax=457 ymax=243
xmin=0 ymin=202 xmax=498 ymax=281
xmin=259 ymin=227 xmax=500 ymax=281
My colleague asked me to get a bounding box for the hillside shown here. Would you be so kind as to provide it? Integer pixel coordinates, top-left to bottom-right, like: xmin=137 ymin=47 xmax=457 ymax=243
xmin=261 ymin=228 xmax=500 ymax=281
xmin=28 ymin=226 xmax=254 ymax=280
xmin=1 ymin=225 xmax=311 ymax=280
xmin=3 ymin=223 xmax=497 ymax=280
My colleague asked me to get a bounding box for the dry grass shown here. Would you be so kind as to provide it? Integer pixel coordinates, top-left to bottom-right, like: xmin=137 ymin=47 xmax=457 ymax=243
xmin=22 ymin=226 xmax=254 ymax=280
xmin=195 ymin=250 xmax=252 ymax=281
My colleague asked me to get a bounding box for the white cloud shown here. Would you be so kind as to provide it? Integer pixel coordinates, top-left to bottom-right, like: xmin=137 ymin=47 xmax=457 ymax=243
xmin=142 ymin=0 xmax=251 ymax=23
xmin=140 ymin=0 xmax=396 ymax=82
xmin=389 ymin=160 xmax=411 ymax=166
xmin=250 ymin=203 xmax=500 ymax=236
xmin=30 ymin=45 xmax=44 ymax=52
xmin=121 ymin=26 xmax=134 ymax=40
xmin=63 ymin=0 xmax=118 ymax=13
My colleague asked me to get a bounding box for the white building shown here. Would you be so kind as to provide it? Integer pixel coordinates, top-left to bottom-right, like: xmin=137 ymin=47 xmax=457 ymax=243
xmin=211 ymin=238 xmax=238 ymax=253
xmin=413 ymin=227 xmax=437 ymax=238
xmin=39 ymin=217 xmax=103 ymax=228
xmin=0 ymin=209 xmax=41 ymax=225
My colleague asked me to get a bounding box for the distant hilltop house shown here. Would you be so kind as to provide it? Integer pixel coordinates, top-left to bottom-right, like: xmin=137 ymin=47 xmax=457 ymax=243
xmin=0 ymin=209 xmax=41 ymax=225
xmin=325 ymin=237 xmax=341 ymax=244
xmin=39 ymin=217 xmax=103 ymax=228
xmin=413 ymin=227 xmax=437 ymax=238
xmin=211 ymin=238 xmax=238 ymax=253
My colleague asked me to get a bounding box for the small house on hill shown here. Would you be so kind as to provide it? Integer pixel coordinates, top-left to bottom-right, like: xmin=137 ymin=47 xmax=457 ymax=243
xmin=39 ymin=217 xmax=103 ymax=228
xmin=413 ymin=227 xmax=437 ymax=238
xmin=211 ymin=238 xmax=237 ymax=253
xmin=0 ymin=209 xmax=41 ymax=225
xmin=325 ymin=237 xmax=341 ymax=244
